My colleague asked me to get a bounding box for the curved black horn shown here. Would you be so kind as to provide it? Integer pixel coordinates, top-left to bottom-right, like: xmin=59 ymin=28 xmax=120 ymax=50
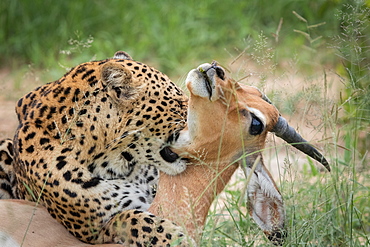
xmin=272 ymin=116 xmax=330 ymax=171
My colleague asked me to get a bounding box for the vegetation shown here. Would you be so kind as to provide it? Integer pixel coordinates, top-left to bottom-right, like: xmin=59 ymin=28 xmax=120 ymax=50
xmin=0 ymin=0 xmax=349 ymax=75
xmin=0 ymin=0 xmax=369 ymax=246
xmin=201 ymin=3 xmax=370 ymax=246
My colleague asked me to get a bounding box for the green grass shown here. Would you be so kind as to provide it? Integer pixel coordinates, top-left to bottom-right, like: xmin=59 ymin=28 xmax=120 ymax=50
xmin=199 ymin=3 xmax=370 ymax=246
xmin=1 ymin=0 xmax=369 ymax=246
xmin=0 ymin=0 xmax=348 ymax=77
xmin=201 ymin=140 xmax=369 ymax=246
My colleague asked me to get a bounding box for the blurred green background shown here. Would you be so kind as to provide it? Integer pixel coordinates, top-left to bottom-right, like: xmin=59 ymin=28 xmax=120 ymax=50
xmin=1 ymin=0 xmax=368 ymax=133
xmin=0 ymin=0 xmax=354 ymax=75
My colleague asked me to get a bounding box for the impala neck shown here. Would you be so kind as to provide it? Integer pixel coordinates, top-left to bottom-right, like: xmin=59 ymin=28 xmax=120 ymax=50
xmin=148 ymin=160 xmax=238 ymax=242
xmin=148 ymin=98 xmax=240 ymax=242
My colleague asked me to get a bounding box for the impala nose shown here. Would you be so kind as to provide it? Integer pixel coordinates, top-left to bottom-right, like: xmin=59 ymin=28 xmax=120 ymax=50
xmin=211 ymin=61 xmax=225 ymax=80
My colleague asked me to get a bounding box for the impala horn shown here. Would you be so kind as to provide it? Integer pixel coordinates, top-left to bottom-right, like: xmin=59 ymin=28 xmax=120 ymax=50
xmin=272 ymin=116 xmax=330 ymax=172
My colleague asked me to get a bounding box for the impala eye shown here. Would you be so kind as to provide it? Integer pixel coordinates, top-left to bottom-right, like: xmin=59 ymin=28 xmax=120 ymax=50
xmin=249 ymin=113 xmax=264 ymax=135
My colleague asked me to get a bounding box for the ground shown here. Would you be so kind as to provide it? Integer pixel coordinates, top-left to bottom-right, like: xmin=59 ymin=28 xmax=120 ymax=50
xmin=0 ymin=68 xmax=46 ymax=139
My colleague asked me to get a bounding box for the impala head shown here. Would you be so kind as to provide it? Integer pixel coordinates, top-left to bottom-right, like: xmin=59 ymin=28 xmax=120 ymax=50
xmin=176 ymin=61 xmax=330 ymax=245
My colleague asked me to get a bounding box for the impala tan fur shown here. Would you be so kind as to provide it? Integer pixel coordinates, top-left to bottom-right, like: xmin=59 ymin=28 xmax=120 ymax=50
xmin=0 ymin=62 xmax=329 ymax=247
xmin=150 ymin=62 xmax=329 ymax=245
xmin=0 ymin=200 xmax=121 ymax=247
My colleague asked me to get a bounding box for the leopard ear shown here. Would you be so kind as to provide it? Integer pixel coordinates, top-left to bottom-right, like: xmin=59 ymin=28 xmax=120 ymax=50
xmin=101 ymin=62 xmax=138 ymax=101
xmin=113 ymin=51 xmax=133 ymax=60
xmin=243 ymin=154 xmax=286 ymax=246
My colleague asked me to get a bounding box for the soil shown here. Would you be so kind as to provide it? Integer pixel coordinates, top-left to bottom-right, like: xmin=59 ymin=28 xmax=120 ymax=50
xmin=0 ymin=69 xmax=18 ymax=139
xmin=0 ymin=68 xmax=46 ymax=139
xmin=0 ymin=101 xmax=18 ymax=139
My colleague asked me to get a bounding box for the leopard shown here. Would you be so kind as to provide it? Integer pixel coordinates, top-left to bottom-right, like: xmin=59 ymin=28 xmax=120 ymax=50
xmin=0 ymin=138 xmax=13 ymax=199
xmin=0 ymin=51 xmax=194 ymax=246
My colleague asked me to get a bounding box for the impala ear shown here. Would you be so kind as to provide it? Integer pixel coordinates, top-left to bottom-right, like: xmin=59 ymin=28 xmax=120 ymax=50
xmin=243 ymin=154 xmax=286 ymax=246
xmin=101 ymin=62 xmax=139 ymax=101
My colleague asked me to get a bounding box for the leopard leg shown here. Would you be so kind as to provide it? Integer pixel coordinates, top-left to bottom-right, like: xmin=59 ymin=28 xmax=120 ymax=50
xmin=0 ymin=139 xmax=15 ymax=199
xmin=97 ymin=209 xmax=196 ymax=247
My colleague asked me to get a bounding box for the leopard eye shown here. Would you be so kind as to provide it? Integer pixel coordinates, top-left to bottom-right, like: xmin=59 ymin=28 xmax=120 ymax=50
xmin=249 ymin=113 xmax=264 ymax=135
